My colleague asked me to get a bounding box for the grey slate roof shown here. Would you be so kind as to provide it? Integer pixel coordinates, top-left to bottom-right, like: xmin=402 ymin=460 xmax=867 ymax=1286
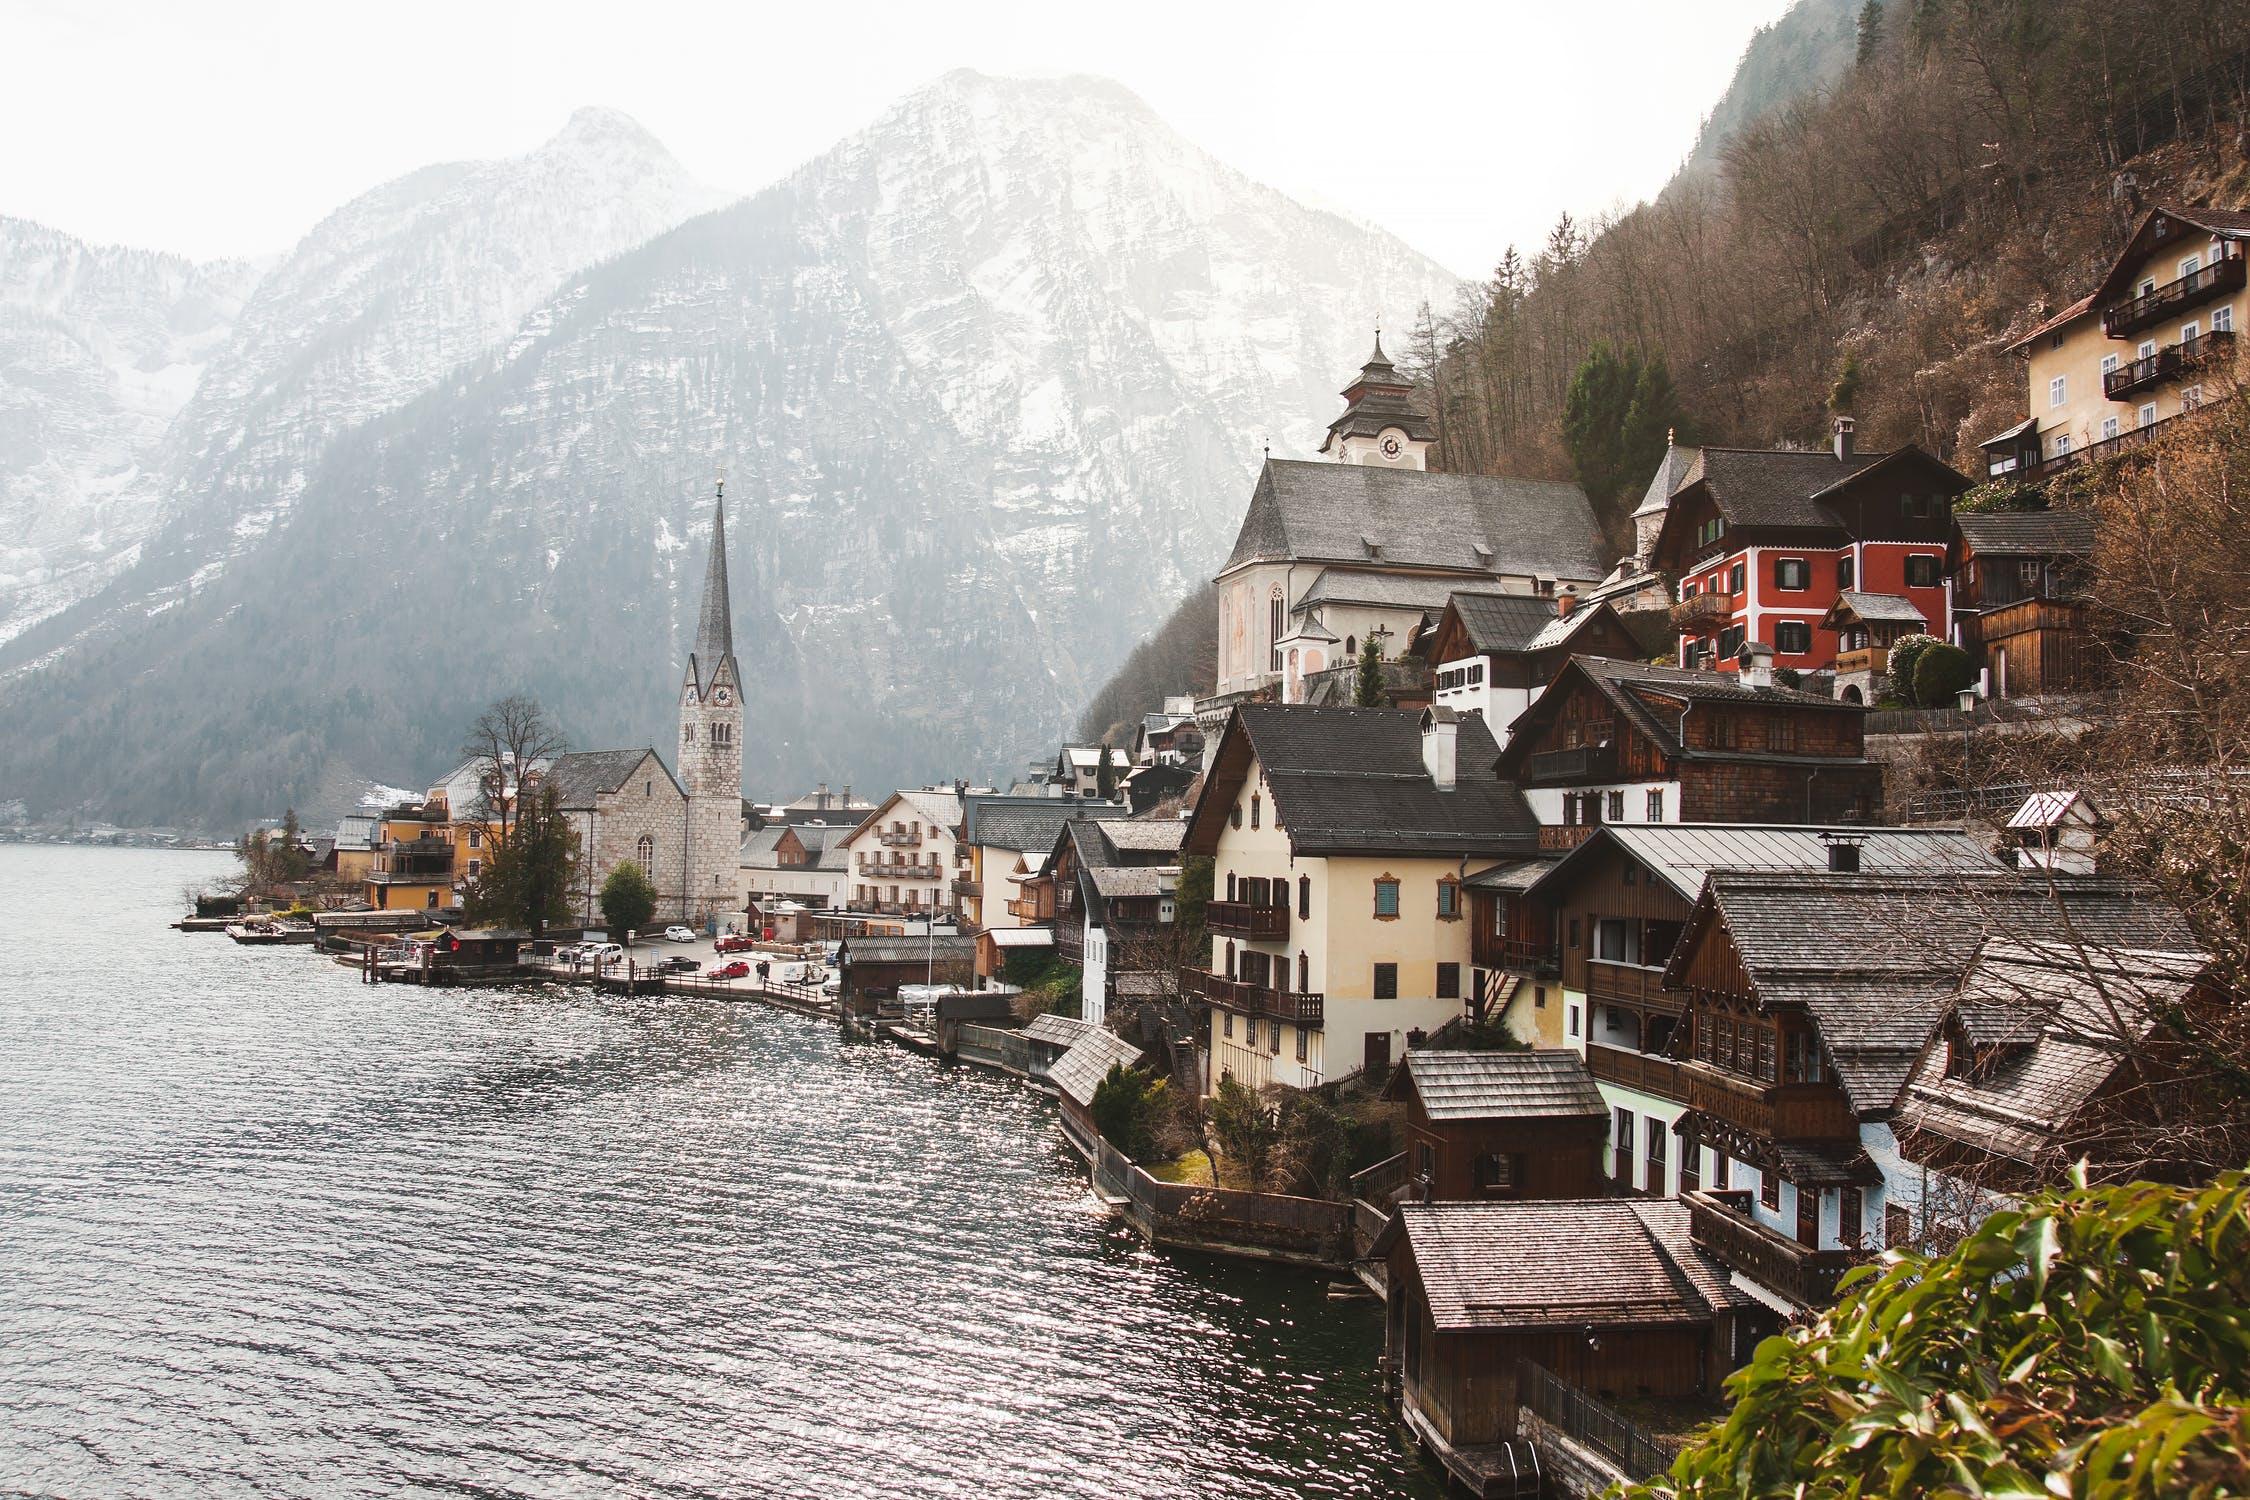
xmin=1954 ymin=510 xmax=2098 ymax=557
xmin=1632 ymin=444 xmax=1700 ymax=519
xmin=1900 ymin=940 xmax=2205 ymax=1166
xmin=543 ymin=748 xmax=672 ymax=809
xmin=1294 ymin=569 xmax=1468 ymax=614
xmin=1222 ymin=458 xmax=1607 ymax=582
xmin=688 ymin=492 xmax=738 ymax=697
xmin=1023 ymin=1013 xmax=1096 ymax=1051
xmin=1444 ymin=592 xmax=1593 ymax=655
xmin=1499 ymin=658 xmax=1867 ymax=776
xmin=1049 ymin=1030 xmax=1144 ymax=1108
xmin=1086 ymin=865 xmax=1170 ymax=898
xmin=1529 ymin=824 xmax=1999 ymax=903
xmin=1377 ymin=1200 xmax=1739 ymax=1330
xmin=1221 ymin=704 xmax=1541 ymax=857
xmin=838 ymin=935 xmax=977 ymax=967
xmin=741 ymin=822 xmax=854 ymax=867
xmin=964 ymin=796 xmax=1124 ymax=852
xmin=1693 ymin=446 xmax=1891 ymax=532
xmin=1397 ymin=1049 xmax=1607 ymax=1122
xmin=1671 ymin=871 xmax=2194 ymax=1115
xmin=1831 ymin=590 xmax=1929 ymax=626
xmin=1096 ymin=820 xmax=1189 ymax=854
xmin=1463 ymin=857 xmax=1557 ymax=892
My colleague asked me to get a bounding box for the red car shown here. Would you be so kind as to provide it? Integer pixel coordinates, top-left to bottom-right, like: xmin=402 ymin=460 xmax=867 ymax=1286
xmin=715 ymin=935 xmax=760 ymax=954
xmin=707 ymin=960 xmax=750 ymax=981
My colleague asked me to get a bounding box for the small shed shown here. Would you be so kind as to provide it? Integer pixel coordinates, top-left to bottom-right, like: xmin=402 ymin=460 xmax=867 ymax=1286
xmin=1382 ymin=1049 xmax=1610 ymax=1201
xmin=976 ymin=923 xmax=1055 ymax=983
xmin=1049 ymin=1029 xmax=1144 ymax=1154
xmin=2005 ymin=789 xmax=2103 ymax=874
xmin=1375 ymin=1199 xmax=1747 ymax=1453
xmin=836 ymin=934 xmax=977 ymax=1016
xmin=433 ymin=928 xmax=528 ymax=968
xmin=1022 ymin=1012 xmax=1098 ymax=1089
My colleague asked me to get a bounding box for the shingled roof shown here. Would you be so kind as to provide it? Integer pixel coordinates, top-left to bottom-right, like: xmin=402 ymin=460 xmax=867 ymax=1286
xmin=542 ymin=749 xmax=675 ymax=809
xmin=1390 ymin=1049 xmax=1607 ymax=1122
xmin=1049 ymin=1030 xmax=1144 ymax=1108
xmin=1373 ymin=1200 xmax=1744 ymax=1330
xmin=1954 ymin=509 xmax=2098 ymax=558
xmin=1222 ymin=458 xmax=1607 ymax=582
xmin=1496 ymin=658 xmax=1868 ymax=777
xmin=1633 ymin=443 xmax=1700 ymax=520
xmin=963 ymin=796 xmax=1124 ymax=852
xmin=1900 ymin=940 xmax=2207 ymax=1170
xmin=1667 ymin=871 xmax=2194 ymax=1115
xmin=1188 ymin=704 xmax=1540 ymax=859
xmin=1442 ymin=592 xmax=1614 ymax=655
xmin=1527 ymin=824 xmax=1997 ymax=904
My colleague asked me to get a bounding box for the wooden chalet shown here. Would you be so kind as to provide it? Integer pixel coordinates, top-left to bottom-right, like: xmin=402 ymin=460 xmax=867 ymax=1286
xmin=1896 ymin=939 xmax=2214 ymax=1198
xmin=1381 ymin=1049 xmax=1609 ymax=1201
xmin=1492 ymin=657 xmax=1882 ymax=848
xmin=1419 ymin=589 xmax=1645 ymax=747
xmin=1660 ymin=868 xmax=2190 ymax=1311
xmin=1375 ymin=1200 xmax=1749 ymax=1472
xmin=1949 ymin=510 xmax=2101 ymax=698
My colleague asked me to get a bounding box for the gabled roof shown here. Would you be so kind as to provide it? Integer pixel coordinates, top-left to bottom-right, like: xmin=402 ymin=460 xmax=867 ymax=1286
xmin=1187 ymin=704 xmax=1540 ymax=859
xmin=1095 ymin=820 xmax=1189 ymax=855
xmin=1651 ymin=443 xmax=1968 ymax=562
xmin=1388 ymin=1049 xmax=1607 ymax=1122
xmin=963 ymin=795 xmax=1124 ymax=851
xmin=1221 ymin=458 xmax=1607 ymax=582
xmin=1294 ymin=568 xmax=1467 ymax=616
xmin=2086 ymin=204 xmax=2250 ymax=311
xmin=1665 ymin=870 xmax=2193 ymax=1115
xmin=1372 ymin=1200 xmax=1744 ymax=1330
xmin=1462 ymin=857 xmax=1557 ymax=893
xmin=543 ymin=748 xmax=676 ymax=809
xmin=1823 ymin=590 xmax=1928 ymax=628
xmin=1439 ymin=591 xmax=1615 ymax=657
xmin=1086 ymin=865 xmax=1172 ymax=899
xmin=1901 ymin=940 xmax=2208 ymax=1169
xmin=838 ymin=935 xmax=976 ymax=966
xmin=1495 ymin=657 xmax=1866 ymax=777
xmin=986 ymin=927 xmax=1053 ymax=949
xmin=1525 ymin=823 xmax=1998 ymax=904
xmin=1955 ymin=509 xmax=2098 ymax=558
xmin=1023 ymin=1013 xmax=1097 ymax=1050
xmin=1049 ymin=1030 xmax=1144 ymax=1108
xmin=854 ymin=788 xmax=965 ymax=838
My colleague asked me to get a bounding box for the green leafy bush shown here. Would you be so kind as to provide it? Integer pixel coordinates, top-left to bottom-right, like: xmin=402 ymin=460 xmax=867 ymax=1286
xmin=1623 ymin=1171 xmax=2250 ymax=1498
xmin=1884 ymin=633 xmax=1940 ymax=697
xmin=1912 ymin=640 xmax=1976 ymax=707
xmin=1090 ymin=1064 xmax=1168 ymax=1162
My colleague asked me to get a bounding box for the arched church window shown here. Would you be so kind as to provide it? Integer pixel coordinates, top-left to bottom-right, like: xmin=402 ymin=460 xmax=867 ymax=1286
xmin=636 ymin=834 xmax=654 ymax=869
xmin=1345 ymin=635 xmax=1357 ymax=657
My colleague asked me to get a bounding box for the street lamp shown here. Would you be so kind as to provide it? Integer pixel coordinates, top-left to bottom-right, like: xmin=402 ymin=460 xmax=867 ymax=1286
xmin=1957 ymin=686 xmax=1978 ymax=791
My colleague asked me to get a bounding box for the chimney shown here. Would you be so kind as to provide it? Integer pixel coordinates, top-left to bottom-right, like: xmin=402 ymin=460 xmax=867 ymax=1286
xmin=841 ymin=784 xmax=852 ymax=806
xmin=816 ymin=781 xmax=829 ymax=808
xmin=1833 ymin=415 xmax=1855 ymax=462
xmin=1822 ymin=833 xmax=1864 ymax=873
xmin=1420 ymin=707 xmax=1459 ymax=792
xmin=1555 ymin=583 xmax=1577 ymax=620
xmin=1738 ymin=641 xmax=1776 ymax=689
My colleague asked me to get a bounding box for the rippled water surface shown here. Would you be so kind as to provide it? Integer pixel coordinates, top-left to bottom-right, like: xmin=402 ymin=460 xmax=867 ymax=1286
xmin=0 ymin=847 xmax=1440 ymax=1499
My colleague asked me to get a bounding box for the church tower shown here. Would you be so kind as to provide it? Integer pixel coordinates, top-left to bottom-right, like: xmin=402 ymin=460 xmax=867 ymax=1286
xmin=680 ymin=481 xmax=743 ymax=924
xmin=1317 ymin=333 xmax=1435 ymax=469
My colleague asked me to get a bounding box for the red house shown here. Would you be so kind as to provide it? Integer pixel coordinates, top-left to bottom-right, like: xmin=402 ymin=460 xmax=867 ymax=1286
xmin=1649 ymin=419 xmax=1971 ymax=675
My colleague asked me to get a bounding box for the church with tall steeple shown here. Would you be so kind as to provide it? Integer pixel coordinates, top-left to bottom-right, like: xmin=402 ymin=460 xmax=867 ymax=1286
xmin=678 ymin=482 xmax=744 ymax=920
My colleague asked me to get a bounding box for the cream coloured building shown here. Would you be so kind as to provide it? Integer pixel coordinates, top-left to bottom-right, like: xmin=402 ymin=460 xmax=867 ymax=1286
xmin=1983 ymin=204 xmax=2246 ymax=478
xmin=1182 ymin=704 xmax=1543 ymax=1092
xmin=843 ymin=788 xmax=965 ymax=915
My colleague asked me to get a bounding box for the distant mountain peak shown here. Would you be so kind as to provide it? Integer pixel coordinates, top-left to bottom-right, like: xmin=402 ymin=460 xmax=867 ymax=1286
xmin=551 ymin=104 xmax=673 ymax=155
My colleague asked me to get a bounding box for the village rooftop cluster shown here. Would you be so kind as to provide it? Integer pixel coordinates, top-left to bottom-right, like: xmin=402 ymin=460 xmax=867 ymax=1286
xmin=231 ymin=204 xmax=2242 ymax=1496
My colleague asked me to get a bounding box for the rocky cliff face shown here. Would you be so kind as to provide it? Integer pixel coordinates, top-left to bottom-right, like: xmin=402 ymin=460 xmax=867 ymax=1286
xmin=0 ymin=74 xmax=1456 ymax=827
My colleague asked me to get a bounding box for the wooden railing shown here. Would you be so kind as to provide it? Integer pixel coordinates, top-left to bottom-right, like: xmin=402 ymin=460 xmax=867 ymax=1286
xmin=1206 ymin=900 xmax=1288 ymax=939
xmin=950 ymin=875 xmax=981 ymax=896
xmin=1679 ymin=1060 xmax=1858 ymax=1140
xmin=2102 ymin=250 xmax=2245 ymax=337
xmin=1585 ymin=959 xmax=1674 ymax=1009
xmin=1179 ymin=966 xmax=1325 ymax=1026
xmin=1683 ymin=1190 xmax=1863 ymax=1308
xmin=1587 ymin=1043 xmax=1685 ymax=1100
xmin=1834 ymin=645 xmax=1888 ymax=677
xmin=876 ymin=829 xmax=922 ymax=847
xmin=2105 ymin=329 xmax=2235 ymax=399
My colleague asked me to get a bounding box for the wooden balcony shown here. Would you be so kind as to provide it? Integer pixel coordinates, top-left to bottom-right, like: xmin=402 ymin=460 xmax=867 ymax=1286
xmin=876 ymin=829 xmax=923 ymax=847
xmin=1834 ymin=646 xmax=1888 ymax=677
xmin=1584 ymin=959 xmax=1677 ymax=1011
xmin=1527 ymin=743 xmax=1618 ymax=784
xmin=1005 ymin=896 xmax=1050 ymax=921
xmin=1679 ymin=1060 xmax=1858 ymax=1140
xmin=2105 ymin=330 xmax=2234 ymax=400
xmin=2102 ymin=251 xmax=2245 ymax=337
xmin=951 ymin=875 xmax=981 ymax=896
xmin=1474 ymin=935 xmax=1557 ymax=971
xmin=1587 ymin=1043 xmax=1685 ymax=1101
xmin=1056 ymin=927 xmax=1084 ymax=964
xmin=1179 ymin=966 xmax=1324 ymax=1027
xmin=1684 ymin=1190 xmax=1863 ymax=1308
xmin=1670 ymin=591 xmax=1736 ymax=630
xmin=1539 ymin=825 xmax=1596 ymax=851
xmin=1206 ymin=900 xmax=1288 ymax=939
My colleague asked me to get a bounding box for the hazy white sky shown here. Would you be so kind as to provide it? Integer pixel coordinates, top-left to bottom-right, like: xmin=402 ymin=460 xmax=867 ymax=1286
xmin=5 ymin=0 xmax=1794 ymax=278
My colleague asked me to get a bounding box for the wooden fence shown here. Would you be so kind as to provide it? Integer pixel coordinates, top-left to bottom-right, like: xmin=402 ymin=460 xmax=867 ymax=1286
xmin=954 ymin=1023 xmax=1030 ymax=1078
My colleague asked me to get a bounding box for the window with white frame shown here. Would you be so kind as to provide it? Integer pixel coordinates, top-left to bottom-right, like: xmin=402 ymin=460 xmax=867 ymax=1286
xmin=2139 ymin=402 xmax=2159 ymax=428
xmin=2048 ymin=375 xmax=2067 ymax=407
xmin=2099 ymin=352 xmax=2119 ymax=379
xmin=2184 ymin=385 xmax=2205 ymax=411
xmin=2182 ymin=253 xmax=2203 ymax=278
xmin=2052 ymin=433 xmax=2072 ymax=458
xmin=2215 ymin=305 xmax=2234 ymax=334
xmin=2184 ymin=319 xmax=2201 ymax=344
xmin=2100 ymin=416 xmax=2119 ymax=440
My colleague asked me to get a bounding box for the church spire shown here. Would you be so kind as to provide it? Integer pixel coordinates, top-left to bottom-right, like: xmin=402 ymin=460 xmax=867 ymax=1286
xmin=689 ymin=476 xmax=736 ymax=696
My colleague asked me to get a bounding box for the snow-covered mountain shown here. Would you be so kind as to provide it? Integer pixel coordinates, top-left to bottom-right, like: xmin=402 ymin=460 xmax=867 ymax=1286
xmin=0 ymin=73 xmax=1458 ymax=827
xmin=0 ymin=106 xmax=724 ymax=650
xmin=0 ymin=219 xmax=263 ymax=639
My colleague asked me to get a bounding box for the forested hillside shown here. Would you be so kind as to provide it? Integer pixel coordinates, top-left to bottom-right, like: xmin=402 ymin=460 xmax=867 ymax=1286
xmin=1081 ymin=0 xmax=2250 ymax=741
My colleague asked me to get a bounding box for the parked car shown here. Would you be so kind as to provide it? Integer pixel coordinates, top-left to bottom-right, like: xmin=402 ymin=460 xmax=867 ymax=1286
xmin=663 ymin=925 xmax=696 ymax=943
xmin=653 ymin=955 xmax=700 ymax=975
xmin=708 ymin=960 xmax=750 ymax=981
xmin=715 ymin=934 xmax=760 ymax=954
xmin=552 ymin=944 xmax=584 ymax=962
xmin=585 ymin=943 xmax=625 ymax=965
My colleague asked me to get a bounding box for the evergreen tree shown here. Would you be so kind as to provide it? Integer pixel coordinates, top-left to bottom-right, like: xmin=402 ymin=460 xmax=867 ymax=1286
xmin=1095 ymin=738 xmax=1118 ymax=800
xmin=1855 ymin=0 xmax=1884 ymax=65
xmin=462 ymin=784 xmax=579 ymax=937
xmin=598 ymin=860 xmax=658 ymax=944
xmin=1353 ymin=636 xmax=1385 ymax=707
xmin=1563 ymin=343 xmax=1685 ymax=510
